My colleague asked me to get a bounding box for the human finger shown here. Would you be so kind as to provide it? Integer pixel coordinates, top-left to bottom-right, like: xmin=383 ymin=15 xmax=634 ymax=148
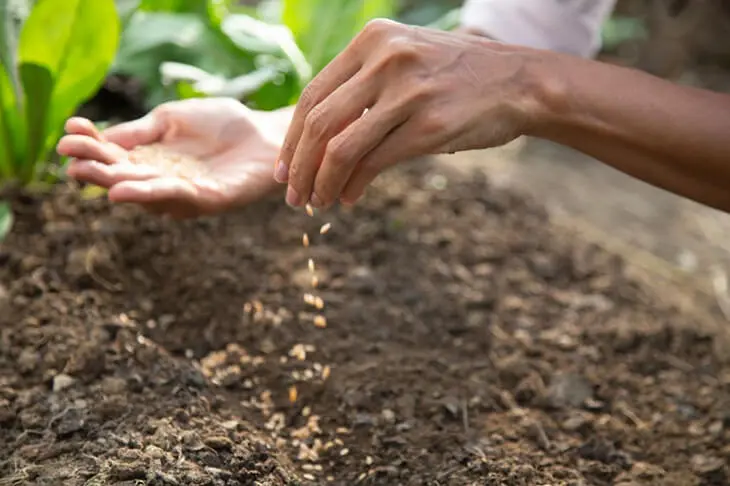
xmin=285 ymin=72 xmax=378 ymax=207
xmin=66 ymin=159 xmax=161 ymax=188
xmin=107 ymin=177 xmax=204 ymax=215
xmin=64 ymin=117 xmax=106 ymax=141
xmin=276 ymin=41 xmax=364 ymax=184
xmin=340 ymin=121 xmax=420 ymax=204
xmin=56 ymin=134 xmax=127 ymax=165
xmin=101 ymin=113 xmax=164 ymax=150
xmin=311 ymin=103 xmax=408 ymax=208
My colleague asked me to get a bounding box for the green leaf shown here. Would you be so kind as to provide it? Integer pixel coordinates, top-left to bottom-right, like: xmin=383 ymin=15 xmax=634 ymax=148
xmin=0 ymin=65 xmax=20 ymax=180
xmin=220 ymin=14 xmax=310 ymax=83
xmin=0 ymin=201 xmax=13 ymax=243
xmin=0 ymin=0 xmax=30 ymax=180
xmin=281 ymin=0 xmax=395 ymax=74
xmin=0 ymin=0 xmax=30 ymax=104
xmin=114 ymin=11 xmax=257 ymax=108
xmin=18 ymin=0 xmax=120 ymax=178
xmin=18 ymin=63 xmax=53 ymax=181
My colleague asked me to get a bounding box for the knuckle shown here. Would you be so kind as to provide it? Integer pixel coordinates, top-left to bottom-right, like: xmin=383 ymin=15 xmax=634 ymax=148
xmin=298 ymin=83 xmax=318 ymax=113
xmin=418 ymin=111 xmax=447 ymax=135
xmin=325 ymin=137 xmax=349 ymax=166
xmin=304 ymin=105 xmax=329 ymax=140
xmin=362 ymin=18 xmax=396 ymax=39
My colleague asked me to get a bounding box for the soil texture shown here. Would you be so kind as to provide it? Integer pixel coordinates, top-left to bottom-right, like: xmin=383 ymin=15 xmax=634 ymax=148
xmin=1 ymin=162 xmax=729 ymax=485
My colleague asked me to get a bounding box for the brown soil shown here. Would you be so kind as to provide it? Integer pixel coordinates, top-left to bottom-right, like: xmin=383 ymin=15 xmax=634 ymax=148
xmin=1 ymin=162 xmax=729 ymax=486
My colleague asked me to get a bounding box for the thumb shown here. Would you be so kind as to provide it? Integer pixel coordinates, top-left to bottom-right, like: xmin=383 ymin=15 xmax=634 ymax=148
xmin=102 ymin=112 xmax=165 ymax=150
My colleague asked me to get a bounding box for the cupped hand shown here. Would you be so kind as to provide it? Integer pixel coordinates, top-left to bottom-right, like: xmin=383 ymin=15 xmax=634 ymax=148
xmin=275 ymin=19 xmax=538 ymax=209
xmin=57 ymin=97 xmax=293 ymax=218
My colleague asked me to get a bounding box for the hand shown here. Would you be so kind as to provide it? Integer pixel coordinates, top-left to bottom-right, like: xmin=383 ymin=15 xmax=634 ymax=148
xmin=275 ymin=19 xmax=538 ymax=208
xmin=57 ymin=97 xmax=293 ymax=218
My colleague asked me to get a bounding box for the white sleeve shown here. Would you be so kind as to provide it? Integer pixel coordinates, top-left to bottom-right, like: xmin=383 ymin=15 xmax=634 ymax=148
xmin=460 ymin=0 xmax=617 ymax=58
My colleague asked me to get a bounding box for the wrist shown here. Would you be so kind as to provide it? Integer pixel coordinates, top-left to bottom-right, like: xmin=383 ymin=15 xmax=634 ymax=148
xmin=512 ymin=49 xmax=570 ymax=140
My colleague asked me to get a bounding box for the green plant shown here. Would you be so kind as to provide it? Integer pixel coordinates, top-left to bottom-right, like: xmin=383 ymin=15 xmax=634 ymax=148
xmin=280 ymin=0 xmax=396 ymax=75
xmin=112 ymin=0 xmax=310 ymax=110
xmin=0 ymin=0 xmax=120 ymax=186
xmin=0 ymin=201 xmax=12 ymax=242
xmin=112 ymin=0 xmax=403 ymax=111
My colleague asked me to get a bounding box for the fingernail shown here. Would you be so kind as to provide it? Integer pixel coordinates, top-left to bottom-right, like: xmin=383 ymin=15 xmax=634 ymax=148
xmin=310 ymin=192 xmax=324 ymax=208
xmin=286 ymin=185 xmax=300 ymax=207
xmin=274 ymin=160 xmax=288 ymax=183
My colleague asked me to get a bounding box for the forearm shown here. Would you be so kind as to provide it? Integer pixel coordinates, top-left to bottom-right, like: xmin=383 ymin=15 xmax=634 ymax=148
xmin=525 ymin=52 xmax=730 ymax=212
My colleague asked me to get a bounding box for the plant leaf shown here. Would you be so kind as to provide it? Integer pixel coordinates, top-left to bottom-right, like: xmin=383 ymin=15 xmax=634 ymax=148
xmin=18 ymin=0 xmax=121 ymax=176
xmin=0 ymin=0 xmax=30 ymax=104
xmin=18 ymin=63 xmax=53 ymax=182
xmin=0 ymin=201 xmax=13 ymax=243
xmin=0 ymin=0 xmax=31 ymax=180
xmin=281 ymin=0 xmax=395 ymax=74
xmin=18 ymin=0 xmax=120 ymax=178
xmin=114 ymin=11 xmax=256 ymax=108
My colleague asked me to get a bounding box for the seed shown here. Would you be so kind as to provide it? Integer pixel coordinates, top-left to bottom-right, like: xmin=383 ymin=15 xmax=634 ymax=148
xmin=311 ymin=276 xmax=319 ymax=288
xmin=314 ymin=296 xmax=324 ymax=310
xmin=365 ymin=456 xmax=373 ymax=465
xmin=305 ymin=203 xmax=314 ymax=217
xmin=340 ymin=448 xmax=349 ymax=456
xmin=302 ymin=233 xmax=310 ymax=247
xmin=314 ymin=315 xmax=327 ymax=328
xmin=319 ymin=223 xmax=331 ymax=234
xmin=322 ymin=365 xmax=331 ymax=380
xmin=303 ymin=473 xmax=315 ymax=481
xmin=289 ymin=386 xmax=298 ymax=403
xmin=358 ymin=472 xmax=367 ymax=481
xmin=303 ymin=293 xmax=315 ymax=306
xmin=308 ymin=258 xmax=315 ymax=272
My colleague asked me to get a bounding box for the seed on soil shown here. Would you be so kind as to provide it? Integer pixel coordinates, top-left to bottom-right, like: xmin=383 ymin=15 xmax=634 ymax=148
xmin=304 ymin=293 xmax=315 ymax=306
xmin=289 ymin=344 xmax=307 ymax=361
xmin=302 ymin=233 xmax=310 ymax=247
xmin=340 ymin=448 xmax=350 ymax=457
xmin=314 ymin=296 xmax=324 ymax=310
xmin=319 ymin=223 xmax=331 ymax=234
xmin=314 ymin=315 xmax=327 ymax=328
xmin=305 ymin=203 xmax=314 ymax=217
xmin=365 ymin=456 xmax=373 ymax=466
xmin=311 ymin=276 xmax=319 ymax=288
xmin=289 ymin=386 xmax=298 ymax=403
xmin=308 ymin=259 xmax=315 ymax=272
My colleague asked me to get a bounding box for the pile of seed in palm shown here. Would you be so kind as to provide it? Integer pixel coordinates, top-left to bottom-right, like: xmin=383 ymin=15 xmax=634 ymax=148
xmin=127 ymin=143 xmax=211 ymax=180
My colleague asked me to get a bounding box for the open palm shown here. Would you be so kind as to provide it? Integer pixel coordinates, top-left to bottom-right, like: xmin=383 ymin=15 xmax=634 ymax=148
xmin=57 ymin=97 xmax=292 ymax=218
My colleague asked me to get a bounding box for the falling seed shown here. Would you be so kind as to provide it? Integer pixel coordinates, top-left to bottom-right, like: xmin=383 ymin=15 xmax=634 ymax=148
xmin=314 ymin=296 xmax=324 ymax=310
xmin=322 ymin=365 xmax=331 ymax=380
xmin=311 ymin=276 xmax=319 ymax=288
xmin=302 ymin=233 xmax=310 ymax=247
xmin=289 ymin=386 xmax=298 ymax=403
xmin=308 ymin=259 xmax=315 ymax=272
xmin=313 ymin=315 xmax=327 ymax=328
xmin=319 ymin=223 xmax=331 ymax=234
xmin=305 ymin=203 xmax=314 ymax=217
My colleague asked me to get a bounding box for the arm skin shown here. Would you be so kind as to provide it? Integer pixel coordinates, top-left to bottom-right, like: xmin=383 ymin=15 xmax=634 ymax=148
xmin=523 ymin=51 xmax=730 ymax=212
